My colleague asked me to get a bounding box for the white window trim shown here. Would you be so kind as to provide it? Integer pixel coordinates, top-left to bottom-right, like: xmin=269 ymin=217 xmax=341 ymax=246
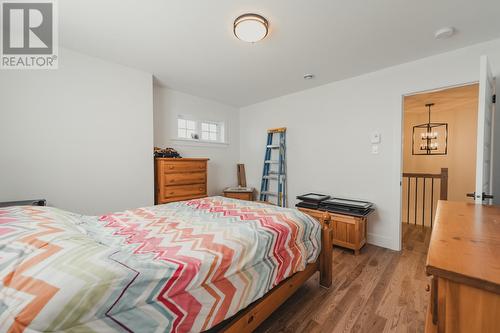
xmin=174 ymin=115 xmax=229 ymax=146
xmin=200 ymin=120 xmax=224 ymax=142
xmin=177 ymin=118 xmax=198 ymax=140
xmin=171 ymin=137 xmax=230 ymax=147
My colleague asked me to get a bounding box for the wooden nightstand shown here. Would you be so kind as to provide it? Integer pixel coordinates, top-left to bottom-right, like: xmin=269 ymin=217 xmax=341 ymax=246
xmin=223 ymin=187 xmax=255 ymax=201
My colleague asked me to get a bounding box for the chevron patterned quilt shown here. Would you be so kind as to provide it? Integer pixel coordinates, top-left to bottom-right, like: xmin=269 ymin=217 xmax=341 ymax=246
xmin=0 ymin=196 xmax=321 ymax=333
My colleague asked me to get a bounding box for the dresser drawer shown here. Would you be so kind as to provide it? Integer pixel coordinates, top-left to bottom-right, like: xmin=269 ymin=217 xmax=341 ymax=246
xmin=163 ymin=184 xmax=206 ymax=199
xmin=164 ymin=172 xmax=206 ymax=186
xmin=162 ymin=161 xmax=206 ymax=173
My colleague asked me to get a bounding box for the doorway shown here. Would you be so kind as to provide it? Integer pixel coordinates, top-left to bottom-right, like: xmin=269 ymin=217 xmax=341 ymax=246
xmin=401 ymin=84 xmax=479 ymax=245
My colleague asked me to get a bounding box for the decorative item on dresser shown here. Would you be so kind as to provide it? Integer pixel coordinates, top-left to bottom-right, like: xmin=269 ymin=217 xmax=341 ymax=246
xmin=296 ymin=193 xmax=374 ymax=255
xmin=154 ymin=146 xmax=181 ymax=158
xmin=154 ymin=158 xmax=209 ymax=204
xmin=425 ymin=201 xmax=500 ymax=333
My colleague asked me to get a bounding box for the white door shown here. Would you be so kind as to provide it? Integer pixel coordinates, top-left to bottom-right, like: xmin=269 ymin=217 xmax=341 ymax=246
xmin=474 ymin=55 xmax=496 ymax=204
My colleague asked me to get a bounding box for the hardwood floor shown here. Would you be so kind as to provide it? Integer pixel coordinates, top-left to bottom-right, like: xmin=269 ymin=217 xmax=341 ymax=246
xmin=255 ymin=224 xmax=432 ymax=333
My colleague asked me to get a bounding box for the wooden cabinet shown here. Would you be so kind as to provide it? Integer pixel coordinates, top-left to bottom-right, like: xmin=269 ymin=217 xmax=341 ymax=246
xmin=425 ymin=201 xmax=500 ymax=333
xmin=155 ymin=158 xmax=209 ymax=204
xmin=223 ymin=188 xmax=255 ymax=201
xmin=298 ymin=207 xmax=368 ymax=255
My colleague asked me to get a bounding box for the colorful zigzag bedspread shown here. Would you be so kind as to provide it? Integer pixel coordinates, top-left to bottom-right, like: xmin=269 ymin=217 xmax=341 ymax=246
xmin=0 ymin=196 xmax=321 ymax=333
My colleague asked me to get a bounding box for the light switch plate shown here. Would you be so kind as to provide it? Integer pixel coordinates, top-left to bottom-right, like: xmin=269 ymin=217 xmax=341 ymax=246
xmin=371 ymin=132 xmax=381 ymax=144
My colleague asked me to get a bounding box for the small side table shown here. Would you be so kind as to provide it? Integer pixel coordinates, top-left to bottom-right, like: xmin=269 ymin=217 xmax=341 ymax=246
xmin=223 ymin=187 xmax=255 ymax=201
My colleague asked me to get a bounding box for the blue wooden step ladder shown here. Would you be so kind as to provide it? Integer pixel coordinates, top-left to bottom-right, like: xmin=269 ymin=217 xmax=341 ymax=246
xmin=260 ymin=127 xmax=287 ymax=207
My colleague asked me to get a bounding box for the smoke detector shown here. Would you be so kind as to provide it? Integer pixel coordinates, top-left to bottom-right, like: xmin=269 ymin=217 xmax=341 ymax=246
xmin=434 ymin=27 xmax=455 ymax=40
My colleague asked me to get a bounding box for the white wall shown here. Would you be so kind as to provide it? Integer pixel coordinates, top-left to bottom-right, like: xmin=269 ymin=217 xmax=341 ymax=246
xmin=153 ymin=86 xmax=240 ymax=195
xmin=494 ymin=108 xmax=500 ymax=205
xmin=239 ymin=38 xmax=500 ymax=251
xmin=0 ymin=48 xmax=154 ymax=215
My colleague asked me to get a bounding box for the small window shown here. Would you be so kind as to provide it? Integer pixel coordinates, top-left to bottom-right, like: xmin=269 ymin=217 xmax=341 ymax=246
xmin=201 ymin=122 xmax=219 ymax=141
xmin=176 ymin=116 xmax=226 ymax=144
xmin=177 ymin=119 xmax=197 ymax=139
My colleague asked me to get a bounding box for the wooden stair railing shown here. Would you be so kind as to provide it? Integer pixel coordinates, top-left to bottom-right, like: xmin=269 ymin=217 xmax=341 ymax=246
xmin=402 ymin=168 xmax=448 ymax=228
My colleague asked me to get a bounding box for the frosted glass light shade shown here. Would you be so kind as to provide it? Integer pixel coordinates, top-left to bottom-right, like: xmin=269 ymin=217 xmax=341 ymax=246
xmin=234 ymin=14 xmax=268 ymax=43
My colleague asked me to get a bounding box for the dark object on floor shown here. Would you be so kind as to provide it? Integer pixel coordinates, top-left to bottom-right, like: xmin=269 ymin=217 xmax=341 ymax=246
xmin=154 ymin=147 xmax=181 ymax=158
xmin=0 ymin=199 xmax=46 ymax=208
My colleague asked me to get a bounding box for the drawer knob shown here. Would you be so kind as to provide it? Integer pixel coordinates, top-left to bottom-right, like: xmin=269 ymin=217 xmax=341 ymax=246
xmin=425 ymin=284 xmax=430 ymax=292
xmin=169 ymin=166 xmax=174 ymax=169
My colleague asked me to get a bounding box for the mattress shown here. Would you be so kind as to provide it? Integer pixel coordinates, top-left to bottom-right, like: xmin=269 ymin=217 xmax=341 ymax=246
xmin=0 ymin=196 xmax=321 ymax=333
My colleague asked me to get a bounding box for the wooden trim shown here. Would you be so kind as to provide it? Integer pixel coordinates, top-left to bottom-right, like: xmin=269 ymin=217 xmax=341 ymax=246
xmin=402 ymin=172 xmax=442 ymax=178
xmin=216 ymin=209 xmax=333 ymax=332
xmin=267 ymin=127 xmax=286 ymax=133
xmin=426 ymin=266 xmax=500 ymax=295
xmin=157 ymin=194 xmax=207 ymax=204
xmin=431 ymin=276 xmax=438 ymax=325
xmin=319 ymin=212 xmax=333 ymax=288
xmin=439 ymin=168 xmax=448 ymax=200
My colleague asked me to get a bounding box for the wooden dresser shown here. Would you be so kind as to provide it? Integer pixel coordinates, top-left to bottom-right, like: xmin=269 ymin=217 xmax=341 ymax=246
xmin=425 ymin=201 xmax=500 ymax=333
xmin=298 ymin=207 xmax=368 ymax=255
xmin=155 ymin=158 xmax=209 ymax=204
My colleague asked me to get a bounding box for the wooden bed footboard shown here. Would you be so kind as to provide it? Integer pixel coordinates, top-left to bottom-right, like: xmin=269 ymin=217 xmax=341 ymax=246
xmin=215 ymin=211 xmax=333 ymax=333
xmin=319 ymin=212 xmax=333 ymax=288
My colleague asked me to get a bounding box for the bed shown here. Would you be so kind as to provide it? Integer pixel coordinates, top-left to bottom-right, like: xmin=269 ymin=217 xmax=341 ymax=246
xmin=0 ymin=196 xmax=332 ymax=333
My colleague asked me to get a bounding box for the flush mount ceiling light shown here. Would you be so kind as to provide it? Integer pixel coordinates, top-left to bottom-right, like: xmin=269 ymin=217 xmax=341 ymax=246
xmin=233 ymin=13 xmax=269 ymax=43
xmin=434 ymin=27 xmax=455 ymax=40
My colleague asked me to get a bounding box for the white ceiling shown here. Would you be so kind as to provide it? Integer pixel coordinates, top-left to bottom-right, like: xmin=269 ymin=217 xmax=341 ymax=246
xmin=60 ymin=0 xmax=500 ymax=107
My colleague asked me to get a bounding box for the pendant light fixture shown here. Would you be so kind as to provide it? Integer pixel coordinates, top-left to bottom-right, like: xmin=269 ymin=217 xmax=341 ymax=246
xmin=233 ymin=14 xmax=269 ymax=43
xmin=412 ymin=103 xmax=448 ymax=155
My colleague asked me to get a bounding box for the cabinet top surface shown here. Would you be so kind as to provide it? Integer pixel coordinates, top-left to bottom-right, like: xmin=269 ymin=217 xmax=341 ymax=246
xmin=155 ymin=158 xmax=209 ymax=161
xmin=426 ymin=200 xmax=500 ymax=292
